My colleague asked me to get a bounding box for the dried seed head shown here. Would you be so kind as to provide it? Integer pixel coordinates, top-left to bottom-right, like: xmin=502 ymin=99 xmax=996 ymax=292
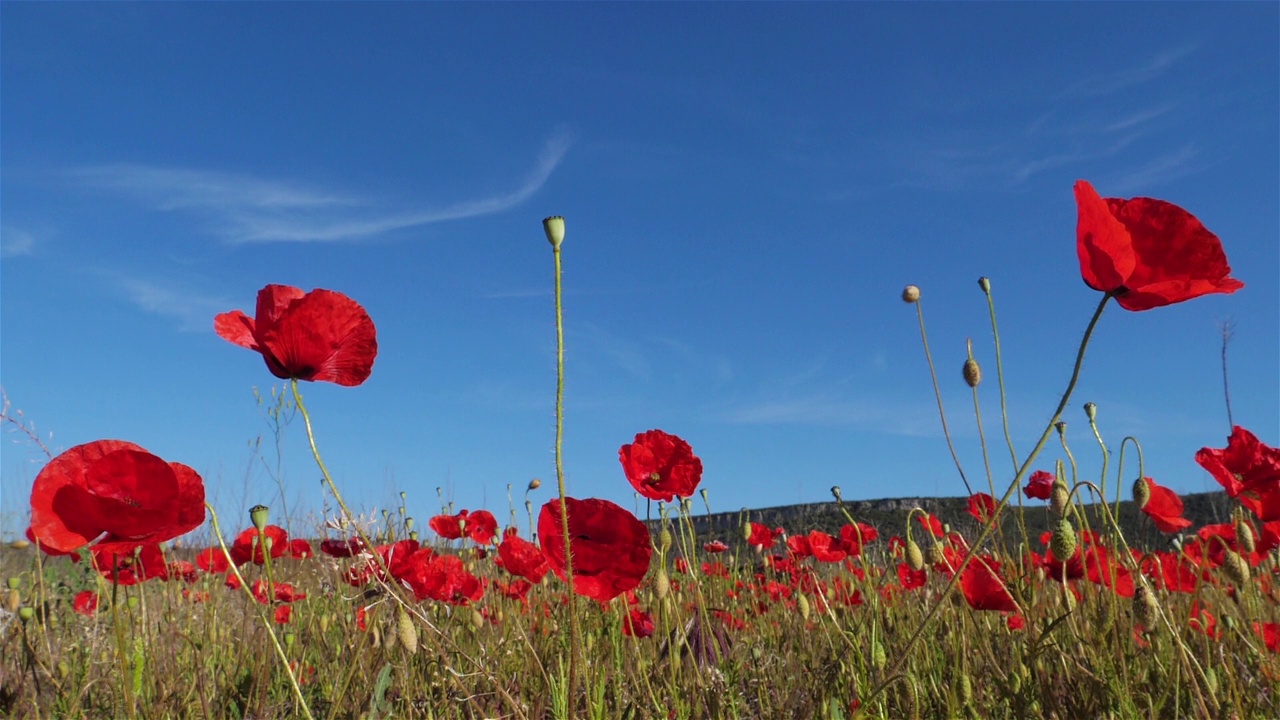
xmin=1133 ymin=584 xmax=1160 ymax=631
xmin=831 ymin=486 xmax=843 ymax=501
xmin=1132 ymin=476 xmax=1151 ymax=509
xmin=1223 ymin=550 xmax=1250 ymax=586
xmin=901 ymin=285 xmax=921 ymax=303
xmin=528 ymin=477 xmax=542 ymax=491
xmin=963 ymin=358 xmax=982 ymax=388
xmin=543 ymin=216 xmax=565 ymax=250
xmin=1050 ymin=518 xmax=1078 ymax=562
xmin=977 ymin=277 xmax=991 ymax=294
xmin=906 ymin=539 xmax=925 ymax=571
xmin=9 ymin=539 xmax=30 ymax=550
xmin=1083 ymin=402 xmax=1098 ymax=423
xmin=397 ymin=607 xmax=418 ymax=655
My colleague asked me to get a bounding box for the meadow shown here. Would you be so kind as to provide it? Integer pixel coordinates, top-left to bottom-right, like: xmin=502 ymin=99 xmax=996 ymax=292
xmin=2 ymin=183 xmax=1278 ymax=719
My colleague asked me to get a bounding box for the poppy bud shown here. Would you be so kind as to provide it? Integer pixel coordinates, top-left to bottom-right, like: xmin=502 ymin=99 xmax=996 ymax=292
xmin=18 ymin=607 xmax=34 ymax=622
xmin=797 ymin=592 xmax=811 ymax=621
xmin=1008 ymin=667 xmax=1022 ymax=694
xmin=543 ymin=216 xmax=565 ymax=250
xmin=409 ymin=531 xmax=418 ymax=542
xmin=1083 ymin=402 xmax=1097 ymax=423
xmin=977 ymin=277 xmax=991 ymax=294
xmin=320 ymin=613 xmax=330 ymax=633
xmin=658 ymin=528 xmax=673 ymax=554
xmin=1223 ymin=550 xmax=1250 ymax=586
xmin=528 ymin=478 xmax=542 ymax=491
xmin=906 ymin=540 xmax=924 ymax=571
xmin=404 ymin=517 xmax=414 ymax=531
xmin=960 ymin=673 xmax=973 ymax=707
xmin=1204 ymin=667 xmax=1218 ymax=700
xmin=57 ymin=661 xmax=69 ymax=679
xmin=963 ymin=358 xmax=982 ymax=388
xmin=9 ymin=539 xmax=30 ymax=550
xmin=284 ymin=632 xmax=295 ymax=649
xmin=1050 ymin=480 xmax=1071 ymax=518
xmin=1235 ymin=513 xmax=1256 ymax=555
xmin=1132 ymin=477 xmax=1151 ymax=509
xmin=250 ymin=504 xmax=270 ymax=532
xmin=901 ymin=285 xmax=921 ymax=303
xmin=742 ymin=523 xmax=753 ymax=543
xmin=5 ymin=589 xmax=19 ymax=614
xmin=397 ymin=607 xmax=418 ymax=655
xmin=655 ymin=569 xmax=670 ymax=599
xmin=6 ymin=577 xmax=17 ymax=591
xmin=1050 ymin=519 xmax=1077 ymax=562
xmin=1133 ymin=584 xmax=1160 ymax=631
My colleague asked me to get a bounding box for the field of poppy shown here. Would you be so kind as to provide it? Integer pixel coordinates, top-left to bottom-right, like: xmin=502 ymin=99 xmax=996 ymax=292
xmin=2 ymin=181 xmax=1277 ymax=719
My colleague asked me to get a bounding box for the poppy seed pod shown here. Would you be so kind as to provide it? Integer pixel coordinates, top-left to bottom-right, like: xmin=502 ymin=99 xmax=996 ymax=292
xmin=543 ymin=216 xmax=565 ymax=250
xmin=528 ymin=478 xmax=542 ymax=491
xmin=901 ymin=285 xmax=921 ymax=303
xmin=928 ymin=543 xmax=946 ymax=567
xmin=1083 ymin=402 xmax=1098 ymax=423
xmin=963 ymin=358 xmax=982 ymax=388
xmin=978 ymin=277 xmax=991 ymax=294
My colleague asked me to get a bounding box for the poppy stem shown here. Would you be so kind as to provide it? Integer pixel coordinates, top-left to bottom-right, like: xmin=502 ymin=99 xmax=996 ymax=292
xmin=911 ymin=296 xmax=973 ymax=496
xmin=552 ymin=241 xmax=583 ymax=707
xmin=869 ymin=292 xmax=1112 ymax=704
xmin=207 ymin=503 xmax=315 ymax=720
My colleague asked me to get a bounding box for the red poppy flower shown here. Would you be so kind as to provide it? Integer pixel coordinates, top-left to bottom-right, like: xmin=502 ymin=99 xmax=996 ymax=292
xmin=497 ymin=528 xmax=551 ymax=583
xmin=215 ymin=284 xmax=377 ymax=386
xmin=196 ymin=547 xmax=231 ymax=573
xmin=90 ymin=543 xmax=169 ymax=585
xmin=837 ymin=522 xmax=878 ymax=558
xmin=319 ymin=537 xmax=364 ymax=558
xmin=960 ymin=557 xmax=1018 ymax=613
xmin=400 ymin=552 xmax=484 ymax=605
xmin=429 ymin=509 xmax=498 ymax=545
xmin=807 ymin=531 xmax=847 ymax=563
xmin=966 ymin=493 xmax=998 ymax=524
xmin=229 ymin=525 xmax=289 ymax=565
xmin=274 ymin=606 xmax=293 ymax=624
xmin=1083 ymin=545 xmax=1134 ymax=597
xmin=288 ymin=539 xmax=313 ymax=559
xmin=1254 ymin=622 xmax=1280 ymax=654
xmin=167 ymin=560 xmax=199 ymax=584
xmin=28 ymin=440 xmax=206 ymax=554
xmin=746 ymin=522 xmax=777 ymax=550
xmin=538 ymin=497 xmax=653 ymax=604
xmin=1137 ymin=477 xmax=1193 ymax=533
xmin=1196 ymin=426 xmax=1280 ymax=521
xmin=700 ymin=540 xmax=726 ymax=554
xmin=618 ymin=429 xmax=704 ymax=503
xmin=1024 ymin=470 xmax=1055 ymax=500
xmin=1074 ymin=180 xmax=1243 ymax=311
xmin=916 ymin=513 xmax=944 ymax=538
xmin=622 ymin=608 xmax=655 ymax=638
xmin=73 ymin=591 xmax=100 ymax=616
xmin=897 ymin=563 xmax=927 ymax=591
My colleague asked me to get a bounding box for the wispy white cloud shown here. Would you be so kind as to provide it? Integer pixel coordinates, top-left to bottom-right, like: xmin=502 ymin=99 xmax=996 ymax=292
xmin=1102 ymin=102 xmax=1178 ymax=133
xmin=1106 ymin=144 xmax=1202 ymax=194
xmin=1057 ymin=44 xmax=1199 ymax=99
xmin=1 ymin=227 xmax=37 ymax=258
xmin=69 ymin=132 xmax=572 ymax=244
xmin=93 ymin=271 xmax=233 ymax=332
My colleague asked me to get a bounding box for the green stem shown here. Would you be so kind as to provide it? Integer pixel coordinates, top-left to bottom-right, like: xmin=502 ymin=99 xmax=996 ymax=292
xmin=869 ymin=292 xmax=1112 ymax=703
xmin=913 ymin=298 xmax=973 ymax=496
xmin=552 ymin=245 xmax=582 ymax=708
xmin=208 ymin=504 xmax=314 ymax=720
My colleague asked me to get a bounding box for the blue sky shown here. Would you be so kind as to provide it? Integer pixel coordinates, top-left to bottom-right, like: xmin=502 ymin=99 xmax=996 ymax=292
xmin=2 ymin=3 xmax=1277 ymax=539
